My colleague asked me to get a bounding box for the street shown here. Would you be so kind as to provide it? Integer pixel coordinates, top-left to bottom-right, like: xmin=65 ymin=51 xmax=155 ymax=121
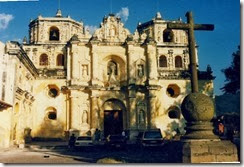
xmin=0 ymin=141 xmax=179 ymax=164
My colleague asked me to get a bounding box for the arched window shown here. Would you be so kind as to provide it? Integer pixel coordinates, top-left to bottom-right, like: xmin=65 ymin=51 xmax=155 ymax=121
xmin=159 ymin=55 xmax=167 ymax=67
xmin=49 ymin=26 xmax=60 ymax=41
xmin=39 ymin=54 xmax=48 ymax=66
xmin=56 ymin=54 xmax=64 ymax=66
xmin=175 ymin=56 xmax=183 ymax=68
xmin=163 ymin=29 xmax=174 ymax=42
xmin=107 ymin=60 xmax=118 ymax=76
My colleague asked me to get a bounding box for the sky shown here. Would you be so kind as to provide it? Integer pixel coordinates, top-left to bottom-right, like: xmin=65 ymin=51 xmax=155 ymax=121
xmin=0 ymin=0 xmax=241 ymax=95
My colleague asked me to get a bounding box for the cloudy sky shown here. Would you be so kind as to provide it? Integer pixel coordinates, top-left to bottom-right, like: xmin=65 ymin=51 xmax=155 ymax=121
xmin=0 ymin=0 xmax=240 ymax=95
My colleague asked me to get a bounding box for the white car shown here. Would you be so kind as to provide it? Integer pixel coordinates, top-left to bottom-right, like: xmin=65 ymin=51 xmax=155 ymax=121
xmin=74 ymin=136 xmax=93 ymax=147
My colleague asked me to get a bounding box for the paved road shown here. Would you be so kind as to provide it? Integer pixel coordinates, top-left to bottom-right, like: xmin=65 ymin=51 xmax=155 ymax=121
xmin=2 ymin=139 xmax=239 ymax=164
xmin=0 ymin=148 xmax=83 ymax=164
xmin=0 ymin=142 xmax=172 ymax=164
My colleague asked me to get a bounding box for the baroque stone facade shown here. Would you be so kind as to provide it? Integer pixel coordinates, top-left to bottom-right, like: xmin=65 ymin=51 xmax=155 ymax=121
xmin=0 ymin=10 xmax=214 ymax=146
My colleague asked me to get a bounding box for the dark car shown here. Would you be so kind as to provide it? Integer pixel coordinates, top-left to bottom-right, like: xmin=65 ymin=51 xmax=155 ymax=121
xmin=105 ymin=134 xmax=126 ymax=148
xmin=140 ymin=129 xmax=164 ymax=147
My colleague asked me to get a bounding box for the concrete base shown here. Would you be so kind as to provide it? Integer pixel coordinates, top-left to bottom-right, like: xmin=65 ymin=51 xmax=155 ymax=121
xmin=182 ymin=140 xmax=239 ymax=163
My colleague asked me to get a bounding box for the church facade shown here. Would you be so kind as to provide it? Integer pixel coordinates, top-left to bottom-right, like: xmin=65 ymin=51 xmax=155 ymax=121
xmin=0 ymin=10 xmax=214 ymax=146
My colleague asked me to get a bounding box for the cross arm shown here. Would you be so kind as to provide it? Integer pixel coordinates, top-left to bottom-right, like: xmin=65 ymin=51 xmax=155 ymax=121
xmin=167 ymin=23 xmax=214 ymax=31
xmin=194 ymin=24 xmax=214 ymax=31
xmin=167 ymin=23 xmax=190 ymax=30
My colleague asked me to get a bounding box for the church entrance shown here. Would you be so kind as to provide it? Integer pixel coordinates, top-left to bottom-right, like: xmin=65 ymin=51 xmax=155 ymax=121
xmin=102 ymin=99 xmax=126 ymax=138
xmin=104 ymin=110 xmax=123 ymax=137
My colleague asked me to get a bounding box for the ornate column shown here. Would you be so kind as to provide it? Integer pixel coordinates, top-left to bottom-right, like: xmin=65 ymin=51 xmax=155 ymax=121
xmin=69 ymin=90 xmax=79 ymax=129
xmin=127 ymin=87 xmax=136 ymax=129
xmin=67 ymin=46 xmax=71 ymax=81
xmin=147 ymin=86 xmax=157 ymax=129
xmin=146 ymin=40 xmax=157 ymax=85
xmin=90 ymin=90 xmax=100 ymax=129
xmin=91 ymin=44 xmax=101 ymax=86
xmin=66 ymin=94 xmax=71 ymax=131
xmin=90 ymin=96 xmax=98 ymax=129
xmin=69 ymin=96 xmax=76 ymax=129
xmin=168 ymin=49 xmax=174 ymax=70
xmin=183 ymin=49 xmax=189 ymax=69
xmin=126 ymin=42 xmax=135 ymax=85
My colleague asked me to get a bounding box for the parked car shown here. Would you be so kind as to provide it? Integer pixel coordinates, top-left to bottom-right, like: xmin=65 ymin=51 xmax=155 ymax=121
xmin=105 ymin=134 xmax=126 ymax=148
xmin=74 ymin=136 xmax=93 ymax=148
xmin=139 ymin=129 xmax=164 ymax=147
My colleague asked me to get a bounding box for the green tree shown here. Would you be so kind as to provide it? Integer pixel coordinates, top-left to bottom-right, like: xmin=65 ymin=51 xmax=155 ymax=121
xmin=221 ymin=45 xmax=240 ymax=94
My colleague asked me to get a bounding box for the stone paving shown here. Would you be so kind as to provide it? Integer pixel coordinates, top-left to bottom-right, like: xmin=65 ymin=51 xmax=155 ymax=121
xmin=0 ymin=147 xmax=83 ymax=164
xmin=0 ymin=139 xmax=240 ymax=164
xmin=0 ymin=141 xmax=170 ymax=164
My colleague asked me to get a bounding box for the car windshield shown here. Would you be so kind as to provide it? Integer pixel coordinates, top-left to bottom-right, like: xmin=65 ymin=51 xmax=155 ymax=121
xmin=144 ymin=131 xmax=162 ymax=138
xmin=77 ymin=136 xmax=92 ymax=140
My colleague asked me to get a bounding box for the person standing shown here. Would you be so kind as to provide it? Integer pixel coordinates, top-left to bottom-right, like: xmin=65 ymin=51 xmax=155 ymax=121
xmin=68 ymin=134 xmax=76 ymax=149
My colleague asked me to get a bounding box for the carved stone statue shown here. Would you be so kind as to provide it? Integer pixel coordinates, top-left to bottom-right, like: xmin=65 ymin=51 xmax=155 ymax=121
xmin=107 ymin=61 xmax=118 ymax=86
xmin=109 ymin=25 xmax=116 ymax=37
xmin=137 ymin=64 xmax=144 ymax=78
xmin=82 ymin=110 xmax=88 ymax=124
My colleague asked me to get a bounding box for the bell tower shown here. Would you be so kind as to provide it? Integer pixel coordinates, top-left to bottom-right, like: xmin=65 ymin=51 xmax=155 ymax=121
xmin=28 ymin=10 xmax=84 ymax=44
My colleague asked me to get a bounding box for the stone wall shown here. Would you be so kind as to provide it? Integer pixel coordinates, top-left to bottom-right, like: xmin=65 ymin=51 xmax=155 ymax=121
xmin=182 ymin=140 xmax=238 ymax=163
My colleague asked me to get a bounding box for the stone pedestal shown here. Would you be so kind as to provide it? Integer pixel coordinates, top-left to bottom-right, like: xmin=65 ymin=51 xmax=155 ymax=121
xmin=180 ymin=93 xmax=239 ymax=163
xmin=182 ymin=140 xmax=238 ymax=163
xmin=182 ymin=122 xmax=219 ymax=140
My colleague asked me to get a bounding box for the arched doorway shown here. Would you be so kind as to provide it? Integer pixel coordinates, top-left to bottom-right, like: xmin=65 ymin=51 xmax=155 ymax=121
xmin=102 ymin=99 xmax=126 ymax=137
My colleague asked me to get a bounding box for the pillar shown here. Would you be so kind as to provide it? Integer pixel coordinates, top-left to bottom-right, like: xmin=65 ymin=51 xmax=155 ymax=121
xmin=147 ymin=88 xmax=157 ymax=129
xmin=69 ymin=90 xmax=80 ymax=129
xmin=128 ymin=89 xmax=136 ymax=129
xmin=66 ymin=94 xmax=71 ymax=131
xmin=91 ymin=44 xmax=101 ymax=86
xmin=67 ymin=46 xmax=71 ymax=80
xmin=146 ymin=45 xmax=157 ymax=83
xmin=91 ymin=96 xmax=99 ymax=129
xmin=127 ymin=44 xmax=136 ymax=85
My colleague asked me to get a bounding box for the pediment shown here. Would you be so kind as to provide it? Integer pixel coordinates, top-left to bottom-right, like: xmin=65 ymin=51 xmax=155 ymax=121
xmin=94 ymin=14 xmax=130 ymax=43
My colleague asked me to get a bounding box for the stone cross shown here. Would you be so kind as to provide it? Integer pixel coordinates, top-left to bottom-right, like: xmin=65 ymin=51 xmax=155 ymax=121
xmin=167 ymin=11 xmax=214 ymax=93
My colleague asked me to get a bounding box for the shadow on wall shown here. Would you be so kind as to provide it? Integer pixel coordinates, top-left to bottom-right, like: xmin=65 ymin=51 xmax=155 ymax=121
xmin=157 ymin=80 xmax=214 ymax=139
xmin=34 ymin=119 xmax=64 ymax=139
xmin=155 ymin=114 xmax=186 ymax=139
xmin=165 ymin=119 xmax=186 ymax=139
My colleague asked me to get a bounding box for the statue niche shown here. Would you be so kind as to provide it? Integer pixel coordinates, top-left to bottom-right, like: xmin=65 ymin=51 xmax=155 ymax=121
xmin=109 ymin=25 xmax=116 ymax=37
xmin=137 ymin=64 xmax=144 ymax=78
xmin=107 ymin=60 xmax=118 ymax=86
xmin=135 ymin=59 xmax=146 ymax=81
